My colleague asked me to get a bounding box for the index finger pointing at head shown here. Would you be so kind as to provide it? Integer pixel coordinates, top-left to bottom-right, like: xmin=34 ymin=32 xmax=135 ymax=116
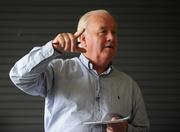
xmin=74 ymin=28 xmax=85 ymax=38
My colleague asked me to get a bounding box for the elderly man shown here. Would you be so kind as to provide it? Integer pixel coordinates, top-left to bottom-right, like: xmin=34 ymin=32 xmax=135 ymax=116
xmin=9 ymin=9 xmax=149 ymax=132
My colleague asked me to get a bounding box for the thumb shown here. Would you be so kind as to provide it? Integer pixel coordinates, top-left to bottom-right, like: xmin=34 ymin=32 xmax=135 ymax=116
xmin=74 ymin=46 xmax=86 ymax=53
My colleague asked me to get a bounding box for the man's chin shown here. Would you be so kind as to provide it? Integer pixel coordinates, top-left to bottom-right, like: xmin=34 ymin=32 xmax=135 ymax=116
xmin=103 ymin=50 xmax=116 ymax=58
xmin=101 ymin=55 xmax=114 ymax=64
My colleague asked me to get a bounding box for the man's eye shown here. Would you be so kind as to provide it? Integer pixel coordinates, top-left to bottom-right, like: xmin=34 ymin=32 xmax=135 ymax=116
xmin=99 ymin=30 xmax=107 ymax=34
xmin=112 ymin=31 xmax=117 ymax=35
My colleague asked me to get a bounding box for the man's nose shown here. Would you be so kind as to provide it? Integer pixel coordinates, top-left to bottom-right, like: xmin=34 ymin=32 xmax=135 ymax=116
xmin=107 ymin=32 xmax=114 ymax=42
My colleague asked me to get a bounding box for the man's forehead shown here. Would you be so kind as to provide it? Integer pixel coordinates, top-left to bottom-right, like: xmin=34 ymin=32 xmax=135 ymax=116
xmin=88 ymin=14 xmax=117 ymax=28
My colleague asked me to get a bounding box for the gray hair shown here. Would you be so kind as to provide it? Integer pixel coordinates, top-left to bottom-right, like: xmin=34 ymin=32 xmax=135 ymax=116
xmin=77 ymin=9 xmax=112 ymax=31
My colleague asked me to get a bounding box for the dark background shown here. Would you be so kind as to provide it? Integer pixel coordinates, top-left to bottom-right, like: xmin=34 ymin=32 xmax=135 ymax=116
xmin=0 ymin=0 xmax=180 ymax=131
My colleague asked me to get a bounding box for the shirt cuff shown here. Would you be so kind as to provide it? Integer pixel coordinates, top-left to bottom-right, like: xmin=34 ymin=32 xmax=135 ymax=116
xmin=41 ymin=41 xmax=61 ymax=58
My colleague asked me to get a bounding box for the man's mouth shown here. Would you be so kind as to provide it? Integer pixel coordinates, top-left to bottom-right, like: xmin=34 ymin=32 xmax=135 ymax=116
xmin=105 ymin=45 xmax=114 ymax=49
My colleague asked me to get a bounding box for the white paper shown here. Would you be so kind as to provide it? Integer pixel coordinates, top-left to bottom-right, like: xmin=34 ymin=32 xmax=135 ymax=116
xmin=83 ymin=116 xmax=130 ymax=125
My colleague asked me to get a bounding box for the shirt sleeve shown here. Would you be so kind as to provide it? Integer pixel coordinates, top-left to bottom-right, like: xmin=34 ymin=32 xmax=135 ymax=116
xmin=9 ymin=41 xmax=60 ymax=97
xmin=127 ymin=80 xmax=150 ymax=132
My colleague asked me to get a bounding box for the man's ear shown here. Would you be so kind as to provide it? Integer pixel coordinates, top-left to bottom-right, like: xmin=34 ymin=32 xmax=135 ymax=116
xmin=79 ymin=34 xmax=87 ymax=47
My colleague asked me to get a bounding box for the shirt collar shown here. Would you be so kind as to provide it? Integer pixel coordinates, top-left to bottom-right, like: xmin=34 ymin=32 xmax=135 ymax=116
xmin=79 ymin=54 xmax=113 ymax=75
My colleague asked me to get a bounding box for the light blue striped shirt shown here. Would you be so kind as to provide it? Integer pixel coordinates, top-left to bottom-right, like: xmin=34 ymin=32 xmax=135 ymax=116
xmin=9 ymin=41 xmax=149 ymax=132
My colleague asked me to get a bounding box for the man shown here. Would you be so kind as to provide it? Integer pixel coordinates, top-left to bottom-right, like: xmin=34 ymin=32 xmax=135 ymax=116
xmin=9 ymin=9 xmax=149 ymax=132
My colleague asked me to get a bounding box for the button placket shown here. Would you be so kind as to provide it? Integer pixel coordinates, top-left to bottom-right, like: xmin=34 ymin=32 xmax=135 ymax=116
xmin=94 ymin=75 xmax=102 ymax=121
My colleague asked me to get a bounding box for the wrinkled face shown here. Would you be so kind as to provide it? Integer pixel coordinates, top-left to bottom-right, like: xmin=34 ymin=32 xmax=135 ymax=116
xmin=83 ymin=13 xmax=118 ymax=65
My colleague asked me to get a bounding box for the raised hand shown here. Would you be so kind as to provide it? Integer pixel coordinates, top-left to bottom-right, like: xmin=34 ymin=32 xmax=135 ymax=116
xmin=52 ymin=29 xmax=86 ymax=53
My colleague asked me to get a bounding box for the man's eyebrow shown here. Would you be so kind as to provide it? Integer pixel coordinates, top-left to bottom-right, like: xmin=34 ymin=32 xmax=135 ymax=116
xmin=98 ymin=26 xmax=107 ymax=30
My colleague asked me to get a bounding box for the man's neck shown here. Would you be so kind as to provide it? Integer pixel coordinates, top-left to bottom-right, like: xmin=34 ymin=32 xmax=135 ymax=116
xmin=82 ymin=54 xmax=112 ymax=75
xmin=92 ymin=61 xmax=112 ymax=75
